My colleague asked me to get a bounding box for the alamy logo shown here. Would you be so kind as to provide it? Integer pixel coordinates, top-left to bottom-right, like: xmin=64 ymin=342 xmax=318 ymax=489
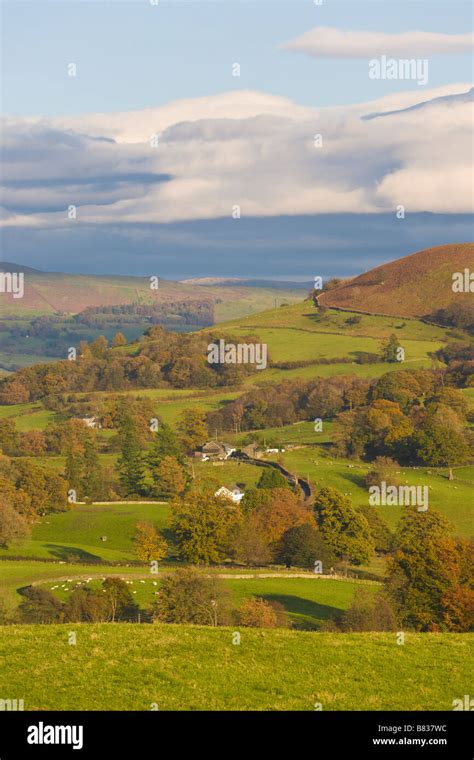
xmin=369 ymin=482 xmax=428 ymax=511
xmin=0 ymin=698 xmax=24 ymax=711
xmin=369 ymin=55 xmax=428 ymax=86
xmin=0 ymin=272 xmax=24 ymax=299
xmin=27 ymin=722 xmax=83 ymax=750
xmin=452 ymin=695 xmax=473 ymax=711
xmin=207 ymin=339 xmax=267 ymax=370
xmin=452 ymin=269 xmax=474 ymax=293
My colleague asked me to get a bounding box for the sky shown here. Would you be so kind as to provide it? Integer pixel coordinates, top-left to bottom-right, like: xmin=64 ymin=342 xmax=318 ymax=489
xmin=0 ymin=0 xmax=473 ymax=278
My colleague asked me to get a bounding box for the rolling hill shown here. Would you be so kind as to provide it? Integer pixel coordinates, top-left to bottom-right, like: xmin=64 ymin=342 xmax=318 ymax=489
xmin=0 ymin=262 xmax=303 ymax=320
xmin=319 ymin=243 xmax=474 ymax=318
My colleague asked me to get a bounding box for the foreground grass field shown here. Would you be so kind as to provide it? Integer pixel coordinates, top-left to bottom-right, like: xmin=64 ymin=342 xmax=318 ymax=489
xmin=1 ymin=624 xmax=471 ymax=710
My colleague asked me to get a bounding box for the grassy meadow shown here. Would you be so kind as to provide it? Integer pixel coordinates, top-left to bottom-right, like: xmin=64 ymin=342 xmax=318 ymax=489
xmin=0 ymin=624 xmax=471 ymax=710
xmin=29 ymin=573 xmax=377 ymax=630
xmin=0 ymin=502 xmax=171 ymax=563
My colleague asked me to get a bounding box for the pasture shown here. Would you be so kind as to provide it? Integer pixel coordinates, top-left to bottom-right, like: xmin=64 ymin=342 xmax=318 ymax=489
xmin=0 ymin=624 xmax=471 ymax=710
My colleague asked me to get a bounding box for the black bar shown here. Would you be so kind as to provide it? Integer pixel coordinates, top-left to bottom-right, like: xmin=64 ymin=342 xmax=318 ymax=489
xmin=0 ymin=711 xmax=472 ymax=758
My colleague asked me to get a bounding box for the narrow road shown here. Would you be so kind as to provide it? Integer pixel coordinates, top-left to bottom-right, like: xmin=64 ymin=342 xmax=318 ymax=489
xmin=232 ymin=452 xmax=313 ymax=502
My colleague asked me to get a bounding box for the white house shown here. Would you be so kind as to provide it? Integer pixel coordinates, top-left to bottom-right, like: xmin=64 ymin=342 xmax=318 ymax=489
xmin=81 ymin=416 xmax=102 ymax=429
xmin=215 ymin=484 xmax=245 ymax=504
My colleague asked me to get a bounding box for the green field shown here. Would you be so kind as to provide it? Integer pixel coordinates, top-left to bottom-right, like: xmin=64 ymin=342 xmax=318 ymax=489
xmin=0 ymin=560 xmax=148 ymax=607
xmin=0 ymin=391 xmax=241 ymax=432
xmin=0 ymin=624 xmax=471 ymax=710
xmin=150 ymin=391 xmax=242 ymax=426
xmin=235 ymin=329 xmax=440 ymax=366
xmin=0 ymin=502 xmax=171 ymax=564
xmin=1 ymin=552 xmax=379 ymax=630
xmin=251 ymin=357 xmax=438 ymax=385
xmin=229 ymin=420 xmax=335 ymax=446
xmin=193 ymin=304 xmax=448 ymax=385
xmin=215 ymin=301 xmax=448 ymax=339
xmin=32 ymin=573 xmax=376 ymax=630
xmin=0 ymin=402 xmax=61 ymax=431
xmin=279 ymin=448 xmax=474 ymax=536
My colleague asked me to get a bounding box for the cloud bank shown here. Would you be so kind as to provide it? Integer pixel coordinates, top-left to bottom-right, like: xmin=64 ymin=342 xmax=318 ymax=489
xmin=283 ymin=27 xmax=474 ymax=59
xmin=1 ymin=83 xmax=472 ymax=233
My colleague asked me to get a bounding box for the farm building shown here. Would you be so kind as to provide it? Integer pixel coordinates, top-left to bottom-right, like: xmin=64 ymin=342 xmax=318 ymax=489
xmin=242 ymin=443 xmax=264 ymax=459
xmin=200 ymin=441 xmax=235 ymax=461
xmin=81 ymin=416 xmax=102 ymax=429
xmin=215 ymin=484 xmax=245 ymax=503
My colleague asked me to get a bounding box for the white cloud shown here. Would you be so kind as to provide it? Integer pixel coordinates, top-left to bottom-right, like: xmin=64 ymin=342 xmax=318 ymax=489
xmin=283 ymin=27 xmax=474 ymax=59
xmin=1 ymin=85 xmax=473 ymax=227
xmin=35 ymin=91 xmax=316 ymax=145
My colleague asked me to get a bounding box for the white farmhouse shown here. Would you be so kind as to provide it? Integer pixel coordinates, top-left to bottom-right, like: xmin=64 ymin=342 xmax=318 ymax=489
xmin=215 ymin=484 xmax=245 ymax=504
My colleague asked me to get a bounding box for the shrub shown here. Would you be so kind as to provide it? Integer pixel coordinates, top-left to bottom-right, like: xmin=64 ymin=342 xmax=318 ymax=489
xmin=365 ymin=457 xmax=401 ymax=489
xmin=275 ymin=524 xmax=336 ymax=570
xmin=331 ymin=589 xmax=397 ymax=632
xmin=237 ymin=597 xmax=288 ymax=628
xmin=154 ymin=568 xmax=231 ymax=626
xmin=18 ymin=587 xmax=63 ymax=624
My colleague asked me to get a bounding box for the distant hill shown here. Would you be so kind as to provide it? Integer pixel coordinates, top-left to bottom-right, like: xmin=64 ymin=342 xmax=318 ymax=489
xmin=0 ymin=264 xmax=303 ymax=320
xmin=319 ymin=243 xmax=474 ymax=318
xmin=180 ymin=277 xmax=311 ymax=290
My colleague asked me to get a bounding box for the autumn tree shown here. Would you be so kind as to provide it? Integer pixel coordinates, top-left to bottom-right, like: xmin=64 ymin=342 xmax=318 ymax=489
xmin=43 ymin=471 xmax=69 ymax=512
xmin=171 ymin=488 xmax=236 ymax=564
xmin=153 ymin=455 xmax=187 ymax=499
xmin=13 ymin=460 xmax=62 ymax=516
xmin=19 ymin=430 xmax=47 ymax=456
xmin=331 ymin=589 xmax=397 ymax=632
xmin=111 ymin=332 xmax=127 ymax=347
xmin=63 ymin=588 xmax=112 ymax=623
xmin=314 ymin=486 xmax=374 ymax=564
xmin=154 ymin=568 xmax=231 ymax=625
xmin=232 ymin=516 xmax=272 ymax=566
xmin=365 ymin=456 xmax=401 ymax=489
xmin=177 ymin=408 xmax=208 ymax=453
xmin=0 ymin=475 xmax=31 ymax=516
xmin=102 ymin=577 xmax=139 ymax=622
xmin=134 ymin=521 xmax=168 ymax=562
xmin=89 ymin=336 xmax=109 ymax=359
xmin=0 ymin=419 xmax=19 ymax=456
xmin=385 ymin=508 xmax=472 ymax=631
xmin=0 ymin=495 xmax=30 ymax=547
xmin=381 ymin=334 xmax=402 ymax=363
xmin=251 ymin=488 xmax=315 ymax=548
xmin=275 ymin=523 xmax=336 ymax=570
xmin=0 ymin=378 xmax=30 ymax=405
xmin=237 ymin=597 xmax=287 ymax=628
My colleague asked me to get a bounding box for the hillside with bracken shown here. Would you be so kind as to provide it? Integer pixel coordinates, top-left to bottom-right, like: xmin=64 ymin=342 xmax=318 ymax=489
xmin=319 ymin=243 xmax=474 ymax=318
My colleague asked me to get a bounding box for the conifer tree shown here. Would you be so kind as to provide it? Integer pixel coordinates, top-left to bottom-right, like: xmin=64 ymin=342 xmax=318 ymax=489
xmin=116 ymin=416 xmax=145 ymax=496
xmin=82 ymin=437 xmax=101 ymax=500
